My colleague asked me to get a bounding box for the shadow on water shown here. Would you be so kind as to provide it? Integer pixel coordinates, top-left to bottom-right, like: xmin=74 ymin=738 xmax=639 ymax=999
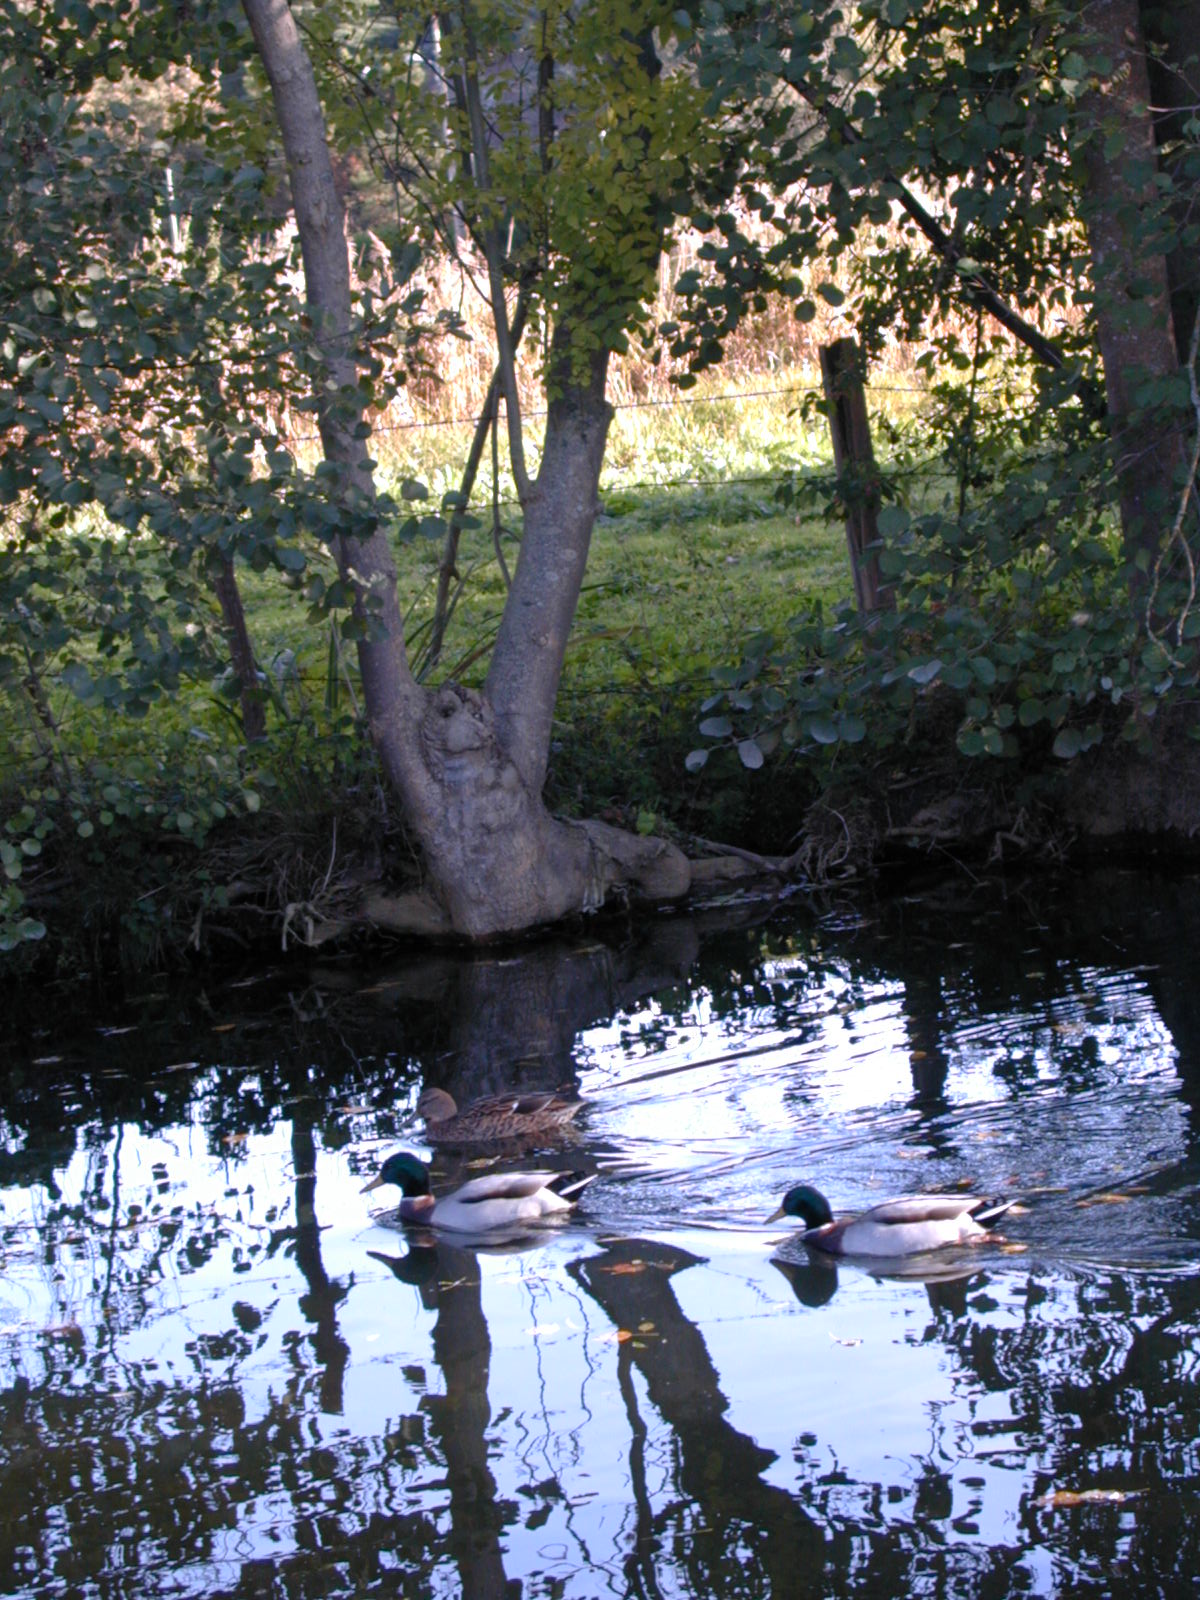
xmin=4 ymin=869 xmax=1200 ymax=1593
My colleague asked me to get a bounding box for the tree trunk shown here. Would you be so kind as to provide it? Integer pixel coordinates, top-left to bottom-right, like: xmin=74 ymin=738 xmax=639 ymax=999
xmin=210 ymin=554 xmax=266 ymax=742
xmin=486 ymin=336 xmax=612 ymax=791
xmin=241 ymin=0 xmax=693 ymax=939
xmin=1077 ymin=0 xmax=1186 ymax=582
xmin=1139 ymin=0 xmax=1200 ymax=363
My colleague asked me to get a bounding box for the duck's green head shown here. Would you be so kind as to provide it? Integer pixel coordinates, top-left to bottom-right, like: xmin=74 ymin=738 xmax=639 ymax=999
xmin=361 ymin=1151 xmax=431 ymax=1197
xmin=765 ymin=1184 xmax=834 ymax=1229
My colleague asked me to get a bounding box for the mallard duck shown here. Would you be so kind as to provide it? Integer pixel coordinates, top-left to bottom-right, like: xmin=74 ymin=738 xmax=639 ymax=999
xmin=417 ymin=1086 xmax=584 ymax=1146
xmin=361 ymin=1150 xmax=595 ymax=1234
xmin=766 ymin=1183 xmax=1014 ymax=1257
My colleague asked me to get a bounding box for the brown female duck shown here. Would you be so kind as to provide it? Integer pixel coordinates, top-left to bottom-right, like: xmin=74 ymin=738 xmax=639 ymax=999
xmin=417 ymin=1086 xmax=585 ymax=1147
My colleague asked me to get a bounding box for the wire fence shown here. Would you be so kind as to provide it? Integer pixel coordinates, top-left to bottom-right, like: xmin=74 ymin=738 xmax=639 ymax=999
xmin=287 ymin=376 xmax=945 ymax=444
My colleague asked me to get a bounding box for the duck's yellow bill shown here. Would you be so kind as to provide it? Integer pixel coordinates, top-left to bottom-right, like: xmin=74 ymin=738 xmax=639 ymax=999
xmin=764 ymin=1205 xmax=787 ymax=1224
xmin=360 ymin=1174 xmax=385 ymax=1194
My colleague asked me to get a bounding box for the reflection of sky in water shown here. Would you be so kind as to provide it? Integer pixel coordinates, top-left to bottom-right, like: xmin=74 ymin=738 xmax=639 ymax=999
xmin=1 ymin=927 xmax=1198 ymax=1597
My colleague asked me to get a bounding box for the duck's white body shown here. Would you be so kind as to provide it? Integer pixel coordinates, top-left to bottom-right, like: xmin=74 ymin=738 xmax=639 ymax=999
xmin=824 ymin=1195 xmax=1010 ymax=1256
xmin=768 ymin=1184 xmax=1014 ymax=1258
xmin=404 ymin=1170 xmax=593 ymax=1233
xmin=362 ymin=1150 xmax=595 ymax=1236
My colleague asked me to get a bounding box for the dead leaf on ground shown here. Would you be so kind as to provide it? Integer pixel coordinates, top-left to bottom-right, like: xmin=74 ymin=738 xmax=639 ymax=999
xmin=1035 ymin=1488 xmax=1142 ymax=1509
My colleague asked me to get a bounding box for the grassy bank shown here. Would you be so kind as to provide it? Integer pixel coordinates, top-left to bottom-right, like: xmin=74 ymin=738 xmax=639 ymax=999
xmin=5 ymin=372 xmax=909 ymax=974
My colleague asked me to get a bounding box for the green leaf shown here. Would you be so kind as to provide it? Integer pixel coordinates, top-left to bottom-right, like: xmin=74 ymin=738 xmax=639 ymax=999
xmin=737 ymin=738 xmax=764 ymax=769
xmin=1018 ymin=698 xmax=1045 ymax=727
xmin=808 ymin=715 xmax=839 ymax=744
xmin=685 ymin=748 xmax=709 ymax=772
xmin=60 ymin=662 xmax=95 ymax=701
xmin=698 ymin=715 xmax=733 ymax=738
xmin=876 ymin=504 xmax=909 ymax=537
xmin=908 ymin=659 xmax=943 ymax=686
xmin=1052 ymin=727 xmax=1084 ymax=759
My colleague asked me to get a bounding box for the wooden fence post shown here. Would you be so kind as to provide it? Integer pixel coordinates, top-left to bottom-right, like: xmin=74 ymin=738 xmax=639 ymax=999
xmin=818 ymin=337 xmax=894 ymax=615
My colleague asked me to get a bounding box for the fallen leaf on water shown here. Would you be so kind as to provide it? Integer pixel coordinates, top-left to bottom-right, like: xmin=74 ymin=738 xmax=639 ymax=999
xmin=222 ymin=1133 xmax=248 ymax=1147
xmin=338 ymin=1104 xmax=373 ymax=1116
xmin=909 ymin=1049 xmax=928 ymax=1061
xmin=999 ymin=1242 xmax=1029 ymax=1254
xmin=616 ymin=1329 xmax=633 ymax=1342
xmin=599 ymin=1261 xmax=647 ymax=1276
xmin=1075 ymin=1193 xmax=1132 ymax=1208
xmin=1035 ymin=1488 xmax=1142 ymax=1509
xmin=165 ymin=1061 xmax=200 ymax=1073
xmin=1006 ymin=1203 xmax=1031 ymax=1215
xmin=212 ymin=1023 xmax=238 ymax=1034
xmin=32 ymin=1055 xmax=63 ymax=1066
xmin=637 ymin=1321 xmax=656 ymax=1334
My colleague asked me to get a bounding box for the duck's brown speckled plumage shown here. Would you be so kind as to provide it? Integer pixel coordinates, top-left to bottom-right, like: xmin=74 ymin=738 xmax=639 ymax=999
xmin=418 ymin=1086 xmax=584 ymax=1146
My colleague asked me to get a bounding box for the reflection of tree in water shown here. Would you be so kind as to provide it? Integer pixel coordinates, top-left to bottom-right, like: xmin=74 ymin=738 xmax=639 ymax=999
xmin=573 ymin=1236 xmax=827 ymax=1598
xmin=0 ymin=1117 xmax=445 ymax=1599
xmin=766 ymin=1256 xmax=1200 ymax=1597
xmin=372 ymin=1240 xmax=520 ymax=1599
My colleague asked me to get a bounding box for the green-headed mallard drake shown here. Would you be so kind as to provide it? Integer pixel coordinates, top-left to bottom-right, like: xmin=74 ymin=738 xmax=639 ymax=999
xmin=766 ymin=1184 xmax=1014 ymax=1257
xmin=361 ymin=1150 xmax=595 ymax=1234
xmin=417 ymin=1086 xmax=584 ymax=1146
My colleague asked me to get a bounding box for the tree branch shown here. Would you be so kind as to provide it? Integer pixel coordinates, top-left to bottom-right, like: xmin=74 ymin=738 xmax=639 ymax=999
xmin=241 ymin=0 xmax=420 ymax=727
xmin=452 ymin=3 xmax=533 ymax=502
xmin=426 ymin=291 xmax=530 ymax=670
xmin=791 ymin=78 xmax=1065 ymax=370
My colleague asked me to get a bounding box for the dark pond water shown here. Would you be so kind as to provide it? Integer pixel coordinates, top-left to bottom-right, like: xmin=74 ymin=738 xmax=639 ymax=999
xmin=4 ymin=868 xmax=1200 ymax=1598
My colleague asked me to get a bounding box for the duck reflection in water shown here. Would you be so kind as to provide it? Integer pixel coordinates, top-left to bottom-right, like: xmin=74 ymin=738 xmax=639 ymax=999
xmin=771 ymin=1244 xmax=985 ymax=1311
